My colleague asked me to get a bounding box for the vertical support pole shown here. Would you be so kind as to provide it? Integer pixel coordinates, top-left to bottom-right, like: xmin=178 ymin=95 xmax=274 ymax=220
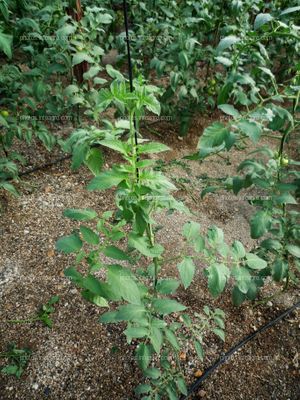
xmin=122 ymin=0 xmax=139 ymax=178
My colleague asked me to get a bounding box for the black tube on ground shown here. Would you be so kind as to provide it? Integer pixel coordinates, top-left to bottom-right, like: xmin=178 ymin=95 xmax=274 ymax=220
xmin=182 ymin=299 xmax=300 ymax=399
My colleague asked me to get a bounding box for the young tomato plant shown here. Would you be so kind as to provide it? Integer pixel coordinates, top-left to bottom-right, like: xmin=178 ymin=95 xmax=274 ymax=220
xmin=56 ymin=70 xmax=226 ymax=399
xmin=196 ymin=65 xmax=300 ymax=304
xmin=0 ymin=343 xmax=32 ymax=379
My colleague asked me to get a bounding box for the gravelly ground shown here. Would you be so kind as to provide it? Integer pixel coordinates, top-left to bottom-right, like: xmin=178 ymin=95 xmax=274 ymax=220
xmin=0 ymin=119 xmax=299 ymax=400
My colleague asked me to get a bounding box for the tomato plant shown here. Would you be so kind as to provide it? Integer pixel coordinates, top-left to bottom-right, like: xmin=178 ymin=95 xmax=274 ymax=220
xmin=56 ymin=71 xmax=227 ymax=399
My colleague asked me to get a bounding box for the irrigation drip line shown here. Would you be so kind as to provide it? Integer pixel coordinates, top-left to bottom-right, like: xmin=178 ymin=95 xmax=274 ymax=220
xmin=8 ymin=154 xmax=72 ymax=180
xmin=181 ymin=299 xmax=300 ymax=399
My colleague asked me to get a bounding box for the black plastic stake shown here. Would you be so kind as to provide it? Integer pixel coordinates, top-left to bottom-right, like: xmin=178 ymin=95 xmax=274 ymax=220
xmin=122 ymin=0 xmax=139 ymax=147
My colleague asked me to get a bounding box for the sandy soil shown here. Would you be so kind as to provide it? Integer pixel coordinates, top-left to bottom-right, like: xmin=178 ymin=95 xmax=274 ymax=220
xmin=0 ymin=117 xmax=299 ymax=400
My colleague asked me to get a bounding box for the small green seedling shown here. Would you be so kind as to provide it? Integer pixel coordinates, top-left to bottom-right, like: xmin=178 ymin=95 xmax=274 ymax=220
xmin=0 ymin=343 xmax=32 ymax=378
xmin=7 ymin=296 xmax=60 ymax=328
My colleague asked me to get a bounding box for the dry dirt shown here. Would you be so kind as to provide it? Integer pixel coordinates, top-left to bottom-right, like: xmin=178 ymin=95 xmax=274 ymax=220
xmin=0 ymin=116 xmax=299 ymax=400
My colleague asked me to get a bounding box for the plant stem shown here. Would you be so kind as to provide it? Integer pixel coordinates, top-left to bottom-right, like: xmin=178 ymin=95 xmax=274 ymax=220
xmin=146 ymin=222 xmax=159 ymax=294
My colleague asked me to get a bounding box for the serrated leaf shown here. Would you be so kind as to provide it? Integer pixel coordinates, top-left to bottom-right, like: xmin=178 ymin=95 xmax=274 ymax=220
xmin=177 ymin=257 xmax=195 ymax=289
xmin=286 ymin=244 xmax=300 ymax=258
xmin=152 ymin=299 xmax=186 ymax=315
xmin=212 ymin=328 xmax=225 ymax=341
xmin=80 ymin=226 xmax=99 ymax=245
xmin=217 ymin=35 xmax=240 ymax=53
xmin=56 ymin=233 xmax=82 ymax=254
xmin=136 ymin=343 xmax=152 ymax=370
xmin=245 ymin=253 xmax=267 ymax=270
xmin=103 ymin=245 xmax=130 ymax=261
xmin=156 ymin=279 xmax=179 ymax=294
xmin=207 ymin=263 xmax=230 ymax=297
xmin=237 ymin=120 xmax=262 ymax=142
xmin=63 ymin=208 xmax=97 ymax=221
xmin=194 ymin=340 xmax=204 ymax=361
xmin=0 ymin=32 xmax=13 ymax=58
xmin=250 ymin=210 xmax=271 ymax=239
xmin=85 ymin=148 xmax=103 ymax=176
xmin=87 ymin=169 xmax=126 ymax=190
xmin=254 ymin=13 xmax=273 ymax=30
xmin=218 ymin=104 xmax=240 ymax=117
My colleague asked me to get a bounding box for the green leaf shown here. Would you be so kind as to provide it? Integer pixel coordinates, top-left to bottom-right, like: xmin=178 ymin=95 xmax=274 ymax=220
xmin=103 ymin=245 xmax=130 ymax=261
xmin=218 ymin=104 xmax=240 ymax=118
xmin=214 ymin=316 xmax=225 ymax=329
xmin=87 ymin=169 xmax=125 ymax=190
xmin=0 ymin=32 xmax=13 ymax=58
xmin=198 ymin=122 xmax=229 ymax=158
xmin=99 ymin=139 xmax=128 ymax=155
xmin=80 ymin=226 xmax=99 ymax=245
xmin=82 ymin=275 xmax=103 ymax=295
xmin=1 ymin=365 xmax=19 ymax=376
xmin=106 ymin=64 xmax=124 ymax=80
xmin=274 ymin=193 xmax=297 ymax=205
xmin=72 ymin=52 xmax=93 ymax=66
xmin=63 ymin=209 xmax=98 ymax=221
xmin=232 ymin=240 xmax=246 ymax=259
xmin=152 ymin=299 xmax=186 ymax=315
xmin=156 ymin=279 xmax=179 ymax=294
xmin=194 ymin=340 xmax=204 ymax=361
xmin=177 ymin=257 xmax=196 ymax=289
xmin=215 ymin=56 xmax=233 ymax=67
xmin=85 ymin=148 xmax=103 ymax=176
xmin=280 ymin=6 xmax=300 ymax=16
xmin=179 ymin=50 xmax=189 ymax=68
xmin=144 ymin=368 xmax=161 ymax=379
xmin=245 ymin=253 xmax=267 ymax=270
xmin=138 ymin=142 xmax=170 ymax=154
xmin=254 ymin=13 xmax=273 ymax=30
xmin=135 ymin=384 xmax=152 ymax=395
xmin=232 ymin=266 xmax=252 ymax=294
xmin=232 ymin=285 xmax=246 ymax=306
xmin=107 ymin=265 xmax=141 ymax=304
xmin=216 ymin=35 xmax=240 ymax=53
xmin=129 ymin=233 xmax=164 ymax=258
xmin=183 ymin=221 xmax=201 ymax=241
xmin=125 ymin=327 xmax=148 ymax=340
xmin=272 ymin=259 xmax=288 ymax=282
xmin=212 ymin=328 xmax=225 ymax=341
xmin=237 ymin=120 xmax=261 ymax=142
xmin=99 ymin=310 xmax=120 ymax=323
xmin=90 ymin=295 xmax=108 ymax=307
xmin=136 ymin=343 xmax=152 ymax=370
xmin=164 ymin=328 xmax=180 ymax=350
xmin=176 ymin=377 xmax=188 ymax=396
xmin=250 ymin=210 xmax=271 ymax=239
xmin=56 ymin=233 xmax=82 ymax=254
xmin=144 ymin=94 xmax=161 ymax=115
xmin=207 ymin=263 xmax=230 ymax=297
xmin=286 ymin=245 xmax=300 ymax=258
xmin=64 ymin=267 xmax=83 ymax=285
xmin=0 ymin=182 xmax=19 ymax=196
xmin=150 ymin=327 xmax=163 ymax=353
xmin=116 ymin=304 xmax=146 ymax=321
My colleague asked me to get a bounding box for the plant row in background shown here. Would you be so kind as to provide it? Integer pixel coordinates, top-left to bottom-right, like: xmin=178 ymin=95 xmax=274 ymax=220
xmin=1 ymin=0 xmax=300 ymax=194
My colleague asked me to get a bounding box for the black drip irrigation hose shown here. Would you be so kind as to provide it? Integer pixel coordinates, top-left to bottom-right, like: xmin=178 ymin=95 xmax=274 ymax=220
xmin=18 ymin=154 xmax=72 ymax=178
xmin=181 ymin=299 xmax=300 ymax=399
xmin=5 ymin=153 xmax=72 ymax=182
